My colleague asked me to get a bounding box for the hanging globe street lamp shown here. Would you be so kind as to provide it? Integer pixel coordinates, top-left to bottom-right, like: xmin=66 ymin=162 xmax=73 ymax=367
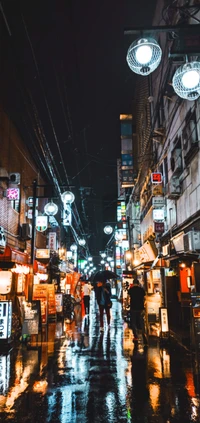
xmin=126 ymin=37 xmax=162 ymax=76
xmin=78 ymin=238 xmax=86 ymax=246
xmin=61 ymin=191 xmax=75 ymax=204
xmin=44 ymin=200 xmax=58 ymax=216
xmin=104 ymin=225 xmax=113 ymax=235
xmin=172 ymin=61 xmax=200 ymax=101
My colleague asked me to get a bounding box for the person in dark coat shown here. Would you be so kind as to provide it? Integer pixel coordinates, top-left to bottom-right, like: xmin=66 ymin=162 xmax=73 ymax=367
xmin=95 ymin=280 xmax=112 ymax=331
xmin=128 ymin=278 xmax=148 ymax=345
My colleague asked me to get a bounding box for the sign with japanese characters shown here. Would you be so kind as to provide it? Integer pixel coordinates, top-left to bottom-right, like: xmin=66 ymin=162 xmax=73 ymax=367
xmin=159 ymin=307 xmax=169 ymax=333
xmin=152 ymin=196 xmax=165 ymax=207
xmin=48 ymin=232 xmax=57 ymax=250
xmin=22 ymin=301 xmax=41 ymax=335
xmin=0 ymin=301 xmax=12 ymax=340
xmin=152 ymin=185 xmax=163 ymax=196
xmin=151 ymin=173 xmax=162 ymax=184
xmin=153 ymin=209 xmax=164 ymax=221
xmin=154 ymin=222 xmax=165 ymax=233
xmin=36 ymin=216 xmax=48 ymax=232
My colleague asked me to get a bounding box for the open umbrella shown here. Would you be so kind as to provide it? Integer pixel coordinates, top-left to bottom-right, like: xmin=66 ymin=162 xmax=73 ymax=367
xmin=92 ymin=270 xmax=119 ymax=283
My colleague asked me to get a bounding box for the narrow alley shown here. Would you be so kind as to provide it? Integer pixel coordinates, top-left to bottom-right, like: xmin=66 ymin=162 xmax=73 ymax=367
xmin=0 ymin=292 xmax=200 ymax=423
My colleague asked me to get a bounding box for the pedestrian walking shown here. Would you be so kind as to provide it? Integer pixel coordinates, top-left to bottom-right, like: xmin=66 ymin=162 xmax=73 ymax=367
xmin=82 ymin=281 xmax=92 ymax=315
xmin=95 ymin=280 xmax=112 ymax=331
xmin=128 ymin=278 xmax=148 ymax=345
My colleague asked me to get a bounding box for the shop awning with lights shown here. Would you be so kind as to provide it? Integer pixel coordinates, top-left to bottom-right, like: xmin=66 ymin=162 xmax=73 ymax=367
xmin=0 ymin=246 xmax=29 ymax=268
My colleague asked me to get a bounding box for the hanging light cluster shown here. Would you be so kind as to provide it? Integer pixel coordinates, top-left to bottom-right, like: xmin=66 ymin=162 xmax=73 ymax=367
xmin=126 ymin=36 xmax=200 ymax=101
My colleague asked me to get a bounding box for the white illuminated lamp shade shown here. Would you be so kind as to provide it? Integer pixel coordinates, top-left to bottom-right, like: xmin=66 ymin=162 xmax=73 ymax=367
xmin=78 ymin=238 xmax=86 ymax=246
xmin=172 ymin=61 xmax=200 ymax=101
xmin=44 ymin=201 xmax=58 ymax=216
xmin=70 ymin=244 xmax=77 ymax=251
xmin=104 ymin=225 xmax=113 ymax=235
xmin=61 ymin=191 xmax=75 ymax=204
xmin=126 ymin=37 xmax=162 ymax=76
xmin=115 ymin=231 xmax=123 ymax=241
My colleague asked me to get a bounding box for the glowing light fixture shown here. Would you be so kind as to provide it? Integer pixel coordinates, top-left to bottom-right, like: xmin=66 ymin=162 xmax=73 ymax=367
xmin=126 ymin=37 xmax=162 ymax=76
xmin=70 ymin=243 xmax=77 ymax=251
xmin=61 ymin=191 xmax=75 ymax=204
xmin=44 ymin=200 xmax=58 ymax=216
xmin=78 ymin=238 xmax=86 ymax=246
xmin=115 ymin=231 xmax=123 ymax=241
xmin=104 ymin=225 xmax=113 ymax=235
xmin=172 ymin=61 xmax=200 ymax=100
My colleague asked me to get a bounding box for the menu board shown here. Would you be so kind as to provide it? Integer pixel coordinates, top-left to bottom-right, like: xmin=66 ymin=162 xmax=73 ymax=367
xmin=22 ymin=301 xmax=41 ymax=335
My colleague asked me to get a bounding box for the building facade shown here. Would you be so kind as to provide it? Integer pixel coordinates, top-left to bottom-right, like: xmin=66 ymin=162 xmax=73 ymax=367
xmin=123 ymin=0 xmax=200 ymax=346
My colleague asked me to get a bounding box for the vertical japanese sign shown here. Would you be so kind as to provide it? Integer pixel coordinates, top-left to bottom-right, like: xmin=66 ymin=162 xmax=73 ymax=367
xmin=48 ymin=232 xmax=57 ymax=250
xmin=0 ymin=301 xmax=12 ymax=340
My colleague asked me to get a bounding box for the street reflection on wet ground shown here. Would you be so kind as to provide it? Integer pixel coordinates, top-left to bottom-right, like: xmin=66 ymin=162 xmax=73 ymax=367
xmin=0 ymin=292 xmax=200 ymax=422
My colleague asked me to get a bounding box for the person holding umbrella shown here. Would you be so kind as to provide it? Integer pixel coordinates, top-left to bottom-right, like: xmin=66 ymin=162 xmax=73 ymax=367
xmin=95 ymin=279 xmax=112 ymax=331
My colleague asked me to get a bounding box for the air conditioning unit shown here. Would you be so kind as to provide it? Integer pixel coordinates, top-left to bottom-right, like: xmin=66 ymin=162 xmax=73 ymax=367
xmin=162 ymin=244 xmax=170 ymax=256
xmin=170 ymin=148 xmax=182 ymax=176
xmin=21 ymin=223 xmax=32 ymax=239
xmin=9 ymin=173 xmax=21 ymax=185
xmin=183 ymin=231 xmax=200 ymax=252
xmin=183 ymin=120 xmax=199 ymax=165
xmin=167 ymin=177 xmax=181 ymax=198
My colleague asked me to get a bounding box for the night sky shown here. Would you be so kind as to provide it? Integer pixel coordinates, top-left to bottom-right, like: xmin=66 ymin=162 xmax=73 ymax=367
xmin=0 ymin=0 xmax=157 ymax=255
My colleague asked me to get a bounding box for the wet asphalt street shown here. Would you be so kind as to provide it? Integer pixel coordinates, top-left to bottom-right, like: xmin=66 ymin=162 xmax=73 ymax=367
xmin=0 ymin=292 xmax=200 ymax=423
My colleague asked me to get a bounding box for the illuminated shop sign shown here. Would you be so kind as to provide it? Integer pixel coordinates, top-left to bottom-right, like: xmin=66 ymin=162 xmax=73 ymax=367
xmin=0 ymin=271 xmax=12 ymax=294
xmin=152 ymin=196 xmax=165 ymax=207
xmin=151 ymin=173 xmax=162 ymax=184
xmin=36 ymin=249 xmax=50 ymax=259
xmin=0 ymin=301 xmax=12 ymax=339
xmin=36 ymin=216 xmax=48 ymax=232
xmin=153 ymin=209 xmax=164 ymax=221
xmin=6 ymin=188 xmax=20 ymax=200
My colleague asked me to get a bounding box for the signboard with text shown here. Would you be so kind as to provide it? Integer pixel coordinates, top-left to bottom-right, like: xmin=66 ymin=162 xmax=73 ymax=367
xmin=0 ymin=301 xmax=12 ymax=340
xmin=22 ymin=301 xmax=41 ymax=335
xmin=154 ymin=222 xmax=165 ymax=233
xmin=152 ymin=196 xmax=165 ymax=208
xmin=151 ymin=173 xmax=162 ymax=184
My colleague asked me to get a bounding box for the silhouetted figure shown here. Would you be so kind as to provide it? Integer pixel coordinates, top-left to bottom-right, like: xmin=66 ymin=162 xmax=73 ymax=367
xmin=128 ymin=278 xmax=148 ymax=345
xmin=95 ymin=280 xmax=112 ymax=331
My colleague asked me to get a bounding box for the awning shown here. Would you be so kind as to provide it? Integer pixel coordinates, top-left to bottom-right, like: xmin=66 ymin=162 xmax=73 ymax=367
xmin=151 ymin=257 xmax=168 ymax=269
xmin=0 ymin=246 xmax=29 ymax=267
